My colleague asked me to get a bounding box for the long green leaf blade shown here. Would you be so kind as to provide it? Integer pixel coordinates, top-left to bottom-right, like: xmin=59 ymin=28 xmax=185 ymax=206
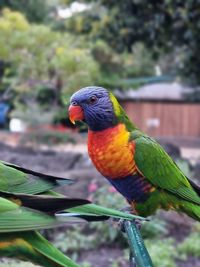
xmin=67 ymin=204 xmax=146 ymax=221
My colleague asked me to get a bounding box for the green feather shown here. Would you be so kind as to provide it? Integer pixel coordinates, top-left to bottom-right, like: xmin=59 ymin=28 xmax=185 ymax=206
xmin=132 ymin=135 xmax=200 ymax=204
xmin=109 ymin=92 xmax=138 ymax=131
xmin=0 ymin=162 xmax=90 ymax=266
xmin=0 ymin=197 xmax=18 ymax=212
xmin=0 ymin=162 xmax=27 ymax=191
xmin=68 ymin=203 xmax=146 ymax=221
xmin=0 ymin=195 xmax=89 ymax=233
xmin=0 ymin=231 xmax=80 ymax=267
xmin=0 ymin=161 xmax=73 ymax=194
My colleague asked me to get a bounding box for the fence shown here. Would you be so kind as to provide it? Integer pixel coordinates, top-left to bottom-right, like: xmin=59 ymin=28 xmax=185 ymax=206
xmin=121 ymin=101 xmax=200 ymax=137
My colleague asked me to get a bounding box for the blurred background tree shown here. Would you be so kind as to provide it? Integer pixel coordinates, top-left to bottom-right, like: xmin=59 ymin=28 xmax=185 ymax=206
xmin=64 ymin=0 xmax=200 ymax=84
xmin=0 ymin=7 xmax=100 ymax=125
xmin=0 ymin=0 xmax=50 ymax=23
xmin=0 ymin=0 xmax=200 ymax=124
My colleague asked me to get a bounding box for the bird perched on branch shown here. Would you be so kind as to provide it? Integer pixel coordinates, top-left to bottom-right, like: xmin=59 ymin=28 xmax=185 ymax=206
xmin=69 ymin=86 xmax=200 ymax=221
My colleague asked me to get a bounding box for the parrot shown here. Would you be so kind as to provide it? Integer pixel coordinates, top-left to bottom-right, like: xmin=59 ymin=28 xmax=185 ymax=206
xmin=0 ymin=160 xmax=141 ymax=267
xmin=68 ymin=86 xmax=200 ymax=222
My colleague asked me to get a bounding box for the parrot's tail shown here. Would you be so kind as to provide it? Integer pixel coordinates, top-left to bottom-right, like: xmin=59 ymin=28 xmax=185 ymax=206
xmin=175 ymin=179 xmax=200 ymax=221
xmin=0 ymin=231 xmax=79 ymax=267
xmin=180 ymin=202 xmax=200 ymax=222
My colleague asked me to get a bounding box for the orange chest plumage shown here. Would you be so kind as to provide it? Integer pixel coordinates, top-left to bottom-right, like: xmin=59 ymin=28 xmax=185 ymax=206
xmin=88 ymin=124 xmax=137 ymax=179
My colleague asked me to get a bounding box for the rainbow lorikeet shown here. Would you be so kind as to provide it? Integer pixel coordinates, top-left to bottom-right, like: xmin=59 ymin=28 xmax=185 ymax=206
xmin=69 ymin=86 xmax=200 ymax=221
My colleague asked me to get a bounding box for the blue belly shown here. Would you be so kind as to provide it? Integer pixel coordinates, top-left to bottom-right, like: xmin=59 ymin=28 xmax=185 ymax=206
xmin=107 ymin=174 xmax=151 ymax=203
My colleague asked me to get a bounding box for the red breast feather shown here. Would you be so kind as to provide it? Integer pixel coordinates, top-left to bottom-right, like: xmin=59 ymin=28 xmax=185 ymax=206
xmin=88 ymin=124 xmax=136 ymax=179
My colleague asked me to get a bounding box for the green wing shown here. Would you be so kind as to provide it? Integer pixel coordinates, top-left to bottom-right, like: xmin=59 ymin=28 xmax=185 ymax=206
xmin=0 ymin=161 xmax=73 ymax=194
xmin=0 ymin=161 xmax=91 ymax=232
xmin=0 ymin=195 xmax=89 ymax=233
xmin=133 ymin=135 xmax=200 ymax=205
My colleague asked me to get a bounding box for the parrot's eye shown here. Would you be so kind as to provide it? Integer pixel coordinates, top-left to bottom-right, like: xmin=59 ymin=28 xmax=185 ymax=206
xmin=88 ymin=95 xmax=98 ymax=105
xmin=71 ymin=100 xmax=78 ymax=106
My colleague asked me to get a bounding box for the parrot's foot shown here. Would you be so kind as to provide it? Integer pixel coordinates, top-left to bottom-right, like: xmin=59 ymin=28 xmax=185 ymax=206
xmin=120 ymin=218 xmax=143 ymax=232
xmin=109 ymin=206 xmax=143 ymax=232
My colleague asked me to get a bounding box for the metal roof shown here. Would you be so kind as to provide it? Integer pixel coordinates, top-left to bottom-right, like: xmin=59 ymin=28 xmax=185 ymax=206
xmin=114 ymin=82 xmax=193 ymax=101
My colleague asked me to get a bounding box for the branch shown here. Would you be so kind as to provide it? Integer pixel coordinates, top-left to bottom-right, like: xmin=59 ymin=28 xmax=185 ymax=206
xmin=124 ymin=220 xmax=154 ymax=267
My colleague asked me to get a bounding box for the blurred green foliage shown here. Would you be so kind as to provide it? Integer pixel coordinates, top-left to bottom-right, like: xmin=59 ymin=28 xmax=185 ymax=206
xmin=90 ymin=41 xmax=156 ymax=88
xmin=0 ymin=6 xmax=157 ymax=125
xmin=65 ymin=0 xmax=200 ymax=84
xmin=145 ymin=239 xmax=178 ymax=267
xmin=0 ymin=8 xmax=100 ymax=124
xmin=0 ymin=8 xmax=100 ymax=94
xmin=141 ymin=218 xmax=168 ymax=239
xmin=0 ymin=0 xmax=50 ymax=23
xmin=178 ymin=223 xmax=200 ymax=258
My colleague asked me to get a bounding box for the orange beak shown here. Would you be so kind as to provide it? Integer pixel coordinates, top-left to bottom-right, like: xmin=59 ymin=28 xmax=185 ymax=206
xmin=68 ymin=105 xmax=84 ymax=124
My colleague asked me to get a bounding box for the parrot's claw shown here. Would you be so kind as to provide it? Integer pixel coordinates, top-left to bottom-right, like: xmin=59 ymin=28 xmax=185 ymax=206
xmin=120 ymin=218 xmax=143 ymax=232
xmin=109 ymin=206 xmax=143 ymax=232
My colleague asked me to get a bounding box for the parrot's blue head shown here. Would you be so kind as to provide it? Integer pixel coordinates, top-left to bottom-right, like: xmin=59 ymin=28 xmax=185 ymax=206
xmin=69 ymin=86 xmax=118 ymax=131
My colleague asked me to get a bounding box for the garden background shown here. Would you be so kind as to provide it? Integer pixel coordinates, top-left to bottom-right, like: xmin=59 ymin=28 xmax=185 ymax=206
xmin=0 ymin=1 xmax=200 ymax=266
